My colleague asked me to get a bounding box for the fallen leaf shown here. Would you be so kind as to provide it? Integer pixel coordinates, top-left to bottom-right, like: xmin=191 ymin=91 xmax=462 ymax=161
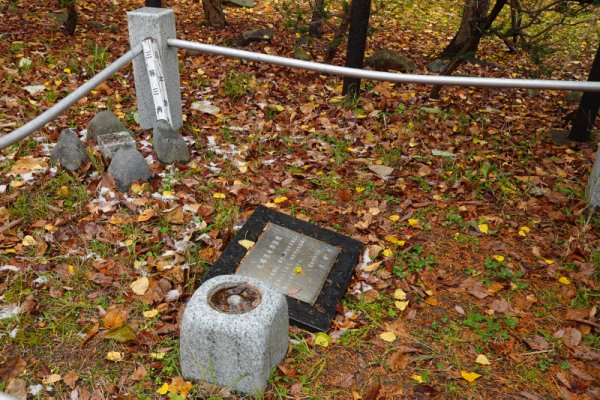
xmin=492 ymin=255 xmax=505 ymax=262
xmin=315 ymin=332 xmax=332 ymax=347
xmin=63 ymin=371 xmax=79 ymax=389
xmin=21 ymin=235 xmax=37 ymax=246
xmin=104 ymin=325 xmax=136 ymax=343
xmin=273 ymin=196 xmax=288 ymax=204
xmin=213 ymin=192 xmax=226 ymax=199
xmin=395 ymin=300 xmax=409 ymax=311
xmin=408 ymin=218 xmax=420 ymax=227
xmin=478 ymin=224 xmax=489 ymax=234
xmin=191 ymin=100 xmax=220 ymax=115
xmin=368 ymin=164 xmax=394 ymax=178
xmin=42 ymin=373 xmax=62 ymax=384
xmin=379 ymin=331 xmax=396 ymax=342
xmin=105 ymin=351 xmax=124 ymax=362
xmin=137 ymin=208 xmax=154 ymax=222
xmin=394 ymin=288 xmax=407 ymax=300
xmin=163 ymin=206 xmax=184 ymax=224
xmin=411 ymin=374 xmax=424 ymax=383
xmin=156 ymin=382 xmax=169 ymax=395
xmin=238 ymin=239 xmax=254 ymax=250
xmin=293 ymin=266 xmax=302 ymax=274
xmin=5 ymin=378 xmax=27 ymax=400
xmin=389 ymin=214 xmax=400 ymax=222
xmin=460 ymin=370 xmax=481 ymax=383
xmin=143 ymin=309 xmax=159 ymax=318
xmin=388 ymin=351 xmax=410 ymax=372
xmin=131 ymin=276 xmax=150 ymax=295
xmin=103 ymin=308 xmax=127 ymax=329
xmin=475 ymin=354 xmax=491 ymax=365
xmin=558 ymin=276 xmax=571 ymax=285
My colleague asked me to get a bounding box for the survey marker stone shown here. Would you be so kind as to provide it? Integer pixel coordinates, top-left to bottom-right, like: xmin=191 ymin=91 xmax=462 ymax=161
xmin=51 ymin=129 xmax=88 ymax=171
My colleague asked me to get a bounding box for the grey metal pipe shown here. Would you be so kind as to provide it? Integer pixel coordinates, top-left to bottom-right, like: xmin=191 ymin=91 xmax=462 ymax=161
xmin=0 ymin=45 xmax=143 ymax=151
xmin=168 ymin=38 xmax=600 ymax=92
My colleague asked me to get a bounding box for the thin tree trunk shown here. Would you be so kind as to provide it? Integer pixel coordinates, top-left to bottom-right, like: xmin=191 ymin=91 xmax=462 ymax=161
xmin=430 ymin=0 xmax=508 ymax=99
xmin=342 ymin=0 xmax=371 ymax=98
xmin=203 ymin=0 xmax=226 ymax=27
xmin=568 ymin=41 xmax=600 ymax=142
xmin=325 ymin=2 xmax=350 ymax=62
xmin=309 ymin=0 xmax=326 ymax=37
xmin=440 ymin=0 xmax=491 ymax=59
xmin=63 ymin=3 xmax=78 ymax=36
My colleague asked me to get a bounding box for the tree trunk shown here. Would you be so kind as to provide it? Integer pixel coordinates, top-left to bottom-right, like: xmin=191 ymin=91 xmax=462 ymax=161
xmin=309 ymin=0 xmax=326 ymax=37
xmin=203 ymin=0 xmax=226 ymax=27
xmin=63 ymin=3 xmax=78 ymax=36
xmin=325 ymin=1 xmax=350 ymax=62
xmin=430 ymin=0 xmax=507 ymax=99
xmin=568 ymin=41 xmax=600 ymax=142
xmin=440 ymin=0 xmax=491 ymax=59
xmin=342 ymin=0 xmax=371 ymax=99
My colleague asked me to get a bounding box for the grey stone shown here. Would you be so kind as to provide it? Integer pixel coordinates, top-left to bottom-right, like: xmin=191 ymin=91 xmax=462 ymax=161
xmin=153 ymin=120 xmax=190 ymax=164
xmin=223 ymin=0 xmax=255 ymax=7
xmin=427 ymin=58 xmax=449 ymax=73
xmin=96 ymin=131 xmax=136 ymax=160
xmin=236 ymin=29 xmax=274 ymax=46
xmin=128 ymin=8 xmax=183 ymax=131
xmin=89 ymin=20 xmax=106 ymax=30
xmin=181 ymin=275 xmax=288 ymax=395
xmin=550 ymin=129 xmax=570 ymax=146
xmin=51 ymin=129 xmax=88 ymax=171
xmin=365 ymin=49 xmax=417 ymax=73
xmin=586 ymin=144 xmax=600 ymax=207
xmin=107 ymin=147 xmax=151 ymax=192
xmin=87 ymin=111 xmax=127 ymax=142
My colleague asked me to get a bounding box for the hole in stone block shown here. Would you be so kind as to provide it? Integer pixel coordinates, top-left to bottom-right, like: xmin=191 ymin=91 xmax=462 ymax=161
xmin=208 ymin=282 xmax=262 ymax=314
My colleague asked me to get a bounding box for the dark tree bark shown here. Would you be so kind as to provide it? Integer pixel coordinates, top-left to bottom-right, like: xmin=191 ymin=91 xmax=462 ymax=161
xmin=342 ymin=0 xmax=371 ymax=98
xmin=569 ymin=41 xmax=600 ymax=142
xmin=62 ymin=2 xmax=78 ymax=36
xmin=440 ymin=0 xmax=491 ymax=59
xmin=309 ymin=0 xmax=326 ymax=37
xmin=203 ymin=0 xmax=226 ymax=27
xmin=325 ymin=1 xmax=350 ymax=62
xmin=145 ymin=0 xmax=162 ymax=7
xmin=430 ymin=0 xmax=508 ymax=98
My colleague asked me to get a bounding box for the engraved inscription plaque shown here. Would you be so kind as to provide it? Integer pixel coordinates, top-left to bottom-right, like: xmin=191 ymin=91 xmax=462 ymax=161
xmin=203 ymin=206 xmax=364 ymax=332
xmin=236 ymin=223 xmax=341 ymax=304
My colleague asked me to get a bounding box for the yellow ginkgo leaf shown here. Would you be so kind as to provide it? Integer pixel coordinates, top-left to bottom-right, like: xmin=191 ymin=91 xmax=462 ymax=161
xmin=558 ymin=276 xmax=571 ymax=285
xmin=394 ymin=288 xmax=407 ymax=300
xmin=382 ymin=249 xmax=393 ymax=257
xmin=293 ymin=266 xmax=303 ymax=274
xmin=156 ymin=383 xmax=169 ymax=395
xmin=150 ymin=352 xmax=166 ymax=360
xmin=379 ymin=331 xmax=396 ymax=342
xmin=315 ymin=332 xmax=332 ymax=347
xmin=238 ymin=240 xmax=255 ymax=250
xmin=355 ymin=186 xmax=365 ymax=193
xmin=492 ymin=255 xmax=504 ymax=262
xmin=475 ymin=354 xmax=491 ymax=365
xmin=274 ymin=196 xmax=288 ymax=204
xmin=478 ymin=224 xmax=489 ymax=234
xmin=544 ymin=259 xmax=555 ymax=265
xmin=213 ymin=192 xmax=225 ymax=199
xmin=105 ymin=351 xmax=124 ymax=362
xmin=42 ymin=374 xmax=62 ymax=385
xmin=411 ymin=375 xmax=424 ymax=383
xmin=395 ymin=300 xmax=409 ymax=311
xmin=57 ymin=186 xmax=69 ymax=197
xmin=389 ymin=214 xmax=400 ymax=222
xmin=408 ymin=218 xmax=419 ymax=227
xmin=519 ymin=226 xmax=531 ymax=233
xmin=460 ymin=370 xmax=481 ymax=383
xmin=143 ymin=309 xmax=159 ymax=318
xmin=22 ymin=235 xmax=37 ymax=246
xmin=518 ymin=230 xmax=527 ymax=237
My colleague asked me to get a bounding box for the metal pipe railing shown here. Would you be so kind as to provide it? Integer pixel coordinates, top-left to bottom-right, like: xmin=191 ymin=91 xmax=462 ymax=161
xmin=168 ymin=38 xmax=600 ymax=92
xmin=0 ymin=44 xmax=143 ymax=151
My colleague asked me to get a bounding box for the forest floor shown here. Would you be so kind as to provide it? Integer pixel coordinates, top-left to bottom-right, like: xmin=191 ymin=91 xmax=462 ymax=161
xmin=0 ymin=0 xmax=599 ymax=399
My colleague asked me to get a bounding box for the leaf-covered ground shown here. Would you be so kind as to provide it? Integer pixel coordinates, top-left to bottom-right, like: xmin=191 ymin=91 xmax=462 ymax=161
xmin=0 ymin=0 xmax=599 ymax=399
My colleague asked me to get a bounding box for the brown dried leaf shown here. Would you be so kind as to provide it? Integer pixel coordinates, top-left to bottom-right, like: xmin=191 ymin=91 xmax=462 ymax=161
xmin=388 ymin=351 xmax=410 ymax=372
xmin=103 ymin=308 xmax=127 ymax=329
xmin=63 ymin=371 xmax=79 ymax=390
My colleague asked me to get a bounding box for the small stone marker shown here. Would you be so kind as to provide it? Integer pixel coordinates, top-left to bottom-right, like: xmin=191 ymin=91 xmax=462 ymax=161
xmin=203 ymin=206 xmax=364 ymax=331
xmin=152 ymin=119 xmax=190 ymax=164
xmin=86 ymin=110 xmax=127 ymax=141
xmin=96 ymin=131 xmax=136 ymax=160
xmin=181 ymin=274 xmax=288 ymax=395
xmin=107 ymin=147 xmax=151 ymax=192
xmin=51 ymin=128 xmax=87 ymax=171
xmin=586 ymin=144 xmax=600 ymax=206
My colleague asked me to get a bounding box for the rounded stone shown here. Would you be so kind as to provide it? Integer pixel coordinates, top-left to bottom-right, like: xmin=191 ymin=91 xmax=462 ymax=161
xmin=180 ymin=275 xmax=289 ymax=395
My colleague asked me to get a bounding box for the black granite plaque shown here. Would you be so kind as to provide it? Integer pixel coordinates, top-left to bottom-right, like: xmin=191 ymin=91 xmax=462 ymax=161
xmin=202 ymin=206 xmax=364 ymax=332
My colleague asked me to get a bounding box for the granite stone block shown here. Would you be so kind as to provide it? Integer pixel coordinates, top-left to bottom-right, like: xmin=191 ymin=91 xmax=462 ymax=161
xmin=128 ymin=8 xmax=182 ymax=131
xmin=96 ymin=130 xmax=136 ymax=160
xmin=87 ymin=111 xmax=127 ymax=142
xmin=180 ymin=275 xmax=288 ymax=395
xmin=51 ymin=129 xmax=88 ymax=171
xmin=107 ymin=147 xmax=151 ymax=192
